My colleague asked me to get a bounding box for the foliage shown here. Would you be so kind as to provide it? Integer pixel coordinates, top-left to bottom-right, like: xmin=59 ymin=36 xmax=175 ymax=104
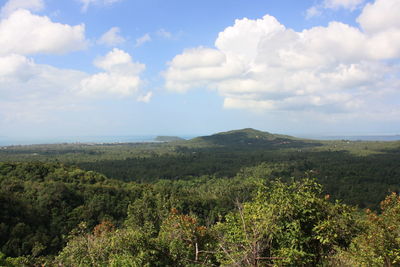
xmin=1 ymin=129 xmax=399 ymax=210
xmin=334 ymin=193 xmax=400 ymax=266
xmin=215 ymin=179 xmax=359 ymax=266
xmin=0 ymin=162 xmax=135 ymax=258
xmin=57 ymin=210 xmax=217 ymax=266
xmin=158 ymin=209 xmax=217 ymax=266
xmin=1 ymin=128 xmax=400 ymax=265
xmin=0 ymin=162 xmax=257 ymax=262
xmin=57 ymin=221 xmax=163 ymax=267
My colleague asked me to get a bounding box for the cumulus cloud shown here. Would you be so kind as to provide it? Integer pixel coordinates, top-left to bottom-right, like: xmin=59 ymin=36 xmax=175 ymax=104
xmin=0 ymin=54 xmax=88 ymax=119
xmin=357 ymin=0 xmax=400 ymax=34
xmin=0 ymin=54 xmax=35 ymax=82
xmin=1 ymin=0 xmax=44 ymax=17
xmin=0 ymin=51 xmax=148 ymax=125
xmin=98 ymin=27 xmax=125 ymax=46
xmin=0 ymin=9 xmax=87 ymax=55
xmin=79 ymin=0 xmax=122 ymax=12
xmin=164 ymin=0 xmax=400 ymax=117
xmin=0 ymin=1 xmax=149 ymax=127
xmin=79 ymin=48 xmax=145 ymax=97
xmin=135 ymin=33 xmax=151 ymax=47
xmin=164 ymin=47 xmax=245 ymax=92
xmin=0 ymin=1 xmax=91 ymax=124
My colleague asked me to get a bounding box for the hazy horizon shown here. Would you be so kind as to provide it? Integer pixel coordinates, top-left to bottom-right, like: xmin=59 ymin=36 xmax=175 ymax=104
xmin=2 ymin=130 xmax=400 ymax=146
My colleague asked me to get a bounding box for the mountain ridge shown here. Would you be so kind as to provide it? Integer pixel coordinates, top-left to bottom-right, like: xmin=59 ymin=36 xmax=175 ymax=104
xmin=188 ymin=128 xmax=306 ymax=147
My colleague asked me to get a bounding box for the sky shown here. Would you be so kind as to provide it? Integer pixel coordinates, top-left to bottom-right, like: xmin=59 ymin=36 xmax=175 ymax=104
xmin=0 ymin=0 xmax=399 ymax=139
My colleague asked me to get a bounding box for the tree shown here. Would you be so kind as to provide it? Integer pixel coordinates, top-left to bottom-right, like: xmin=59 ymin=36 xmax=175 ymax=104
xmin=158 ymin=208 xmax=217 ymax=266
xmin=56 ymin=221 xmax=163 ymax=266
xmin=335 ymin=192 xmax=400 ymax=266
xmin=214 ymin=179 xmax=359 ymax=266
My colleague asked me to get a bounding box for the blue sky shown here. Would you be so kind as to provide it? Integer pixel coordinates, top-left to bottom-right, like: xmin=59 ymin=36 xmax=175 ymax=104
xmin=0 ymin=0 xmax=399 ymax=139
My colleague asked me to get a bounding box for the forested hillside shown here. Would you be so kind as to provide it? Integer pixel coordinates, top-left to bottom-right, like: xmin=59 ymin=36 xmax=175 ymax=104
xmin=1 ymin=129 xmax=399 ymax=209
xmin=1 ymin=162 xmax=399 ymax=266
xmin=1 ymin=129 xmax=400 ymax=266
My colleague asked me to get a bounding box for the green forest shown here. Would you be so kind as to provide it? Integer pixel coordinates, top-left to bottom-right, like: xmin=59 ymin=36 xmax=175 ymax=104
xmin=1 ymin=129 xmax=400 ymax=266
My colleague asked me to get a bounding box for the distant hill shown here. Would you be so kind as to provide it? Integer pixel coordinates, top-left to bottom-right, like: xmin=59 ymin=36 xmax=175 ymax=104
xmin=188 ymin=128 xmax=310 ymax=148
xmin=154 ymin=136 xmax=185 ymax=142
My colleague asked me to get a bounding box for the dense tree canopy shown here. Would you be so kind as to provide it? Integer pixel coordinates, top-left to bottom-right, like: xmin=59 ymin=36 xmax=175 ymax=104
xmin=1 ymin=129 xmax=400 ymax=265
xmin=1 ymin=161 xmax=399 ymax=266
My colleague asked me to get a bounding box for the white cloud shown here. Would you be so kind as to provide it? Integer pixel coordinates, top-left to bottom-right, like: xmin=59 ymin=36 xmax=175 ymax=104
xmin=98 ymin=27 xmax=125 ymax=46
xmin=0 ymin=50 xmax=148 ymax=125
xmin=0 ymin=2 xmax=148 ymax=127
xmin=306 ymin=0 xmax=365 ymax=19
xmin=0 ymin=54 xmax=35 ymax=81
xmin=93 ymin=48 xmax=144 ymax=74
xmin=0 ymin=2 xmax=92 ymax=123
xmin=79 ymin=48 xmax=145 ymax=97
xmin=137 ymin=91 xmax=153 ymax=103
xmin=164 ymin=47 xmax=245 ymax=92
xmin=0 ymin=54 xmax=88 ymax=121
xmin=156 ymin=28 xmax=172 ymax=39
xmin=323 ymin=0 xmax=365 ymax=10
xmin=357 ymin=0 xmax=400 ymax=34
xmin=215 ymin=15 xmax=285 ymax=62
xmin=1 ymin=0 xmax=44 ymax=18
xmin=0 ymin=54 xmax=86 ymax=95
xmin=79 ymin=0 xmax=122 ymax=12
xmin=164 ymin=0 xmax=400 ymax=118
xmin=306 ymin=6 xmax=322 ymax=19
xmin=0 ymin=9 xmax=87 ymax=55
xmin=79 ymin=72 xmax=141 ymax=96
xmin=135 ymin=33 xmax=151 ymax=47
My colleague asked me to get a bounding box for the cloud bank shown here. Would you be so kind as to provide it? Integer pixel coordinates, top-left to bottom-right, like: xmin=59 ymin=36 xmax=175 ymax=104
xmin=0 ymin=0 xmax=149 ymax=124
xmin=164 ymin=0 xmax=400 ymax=119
